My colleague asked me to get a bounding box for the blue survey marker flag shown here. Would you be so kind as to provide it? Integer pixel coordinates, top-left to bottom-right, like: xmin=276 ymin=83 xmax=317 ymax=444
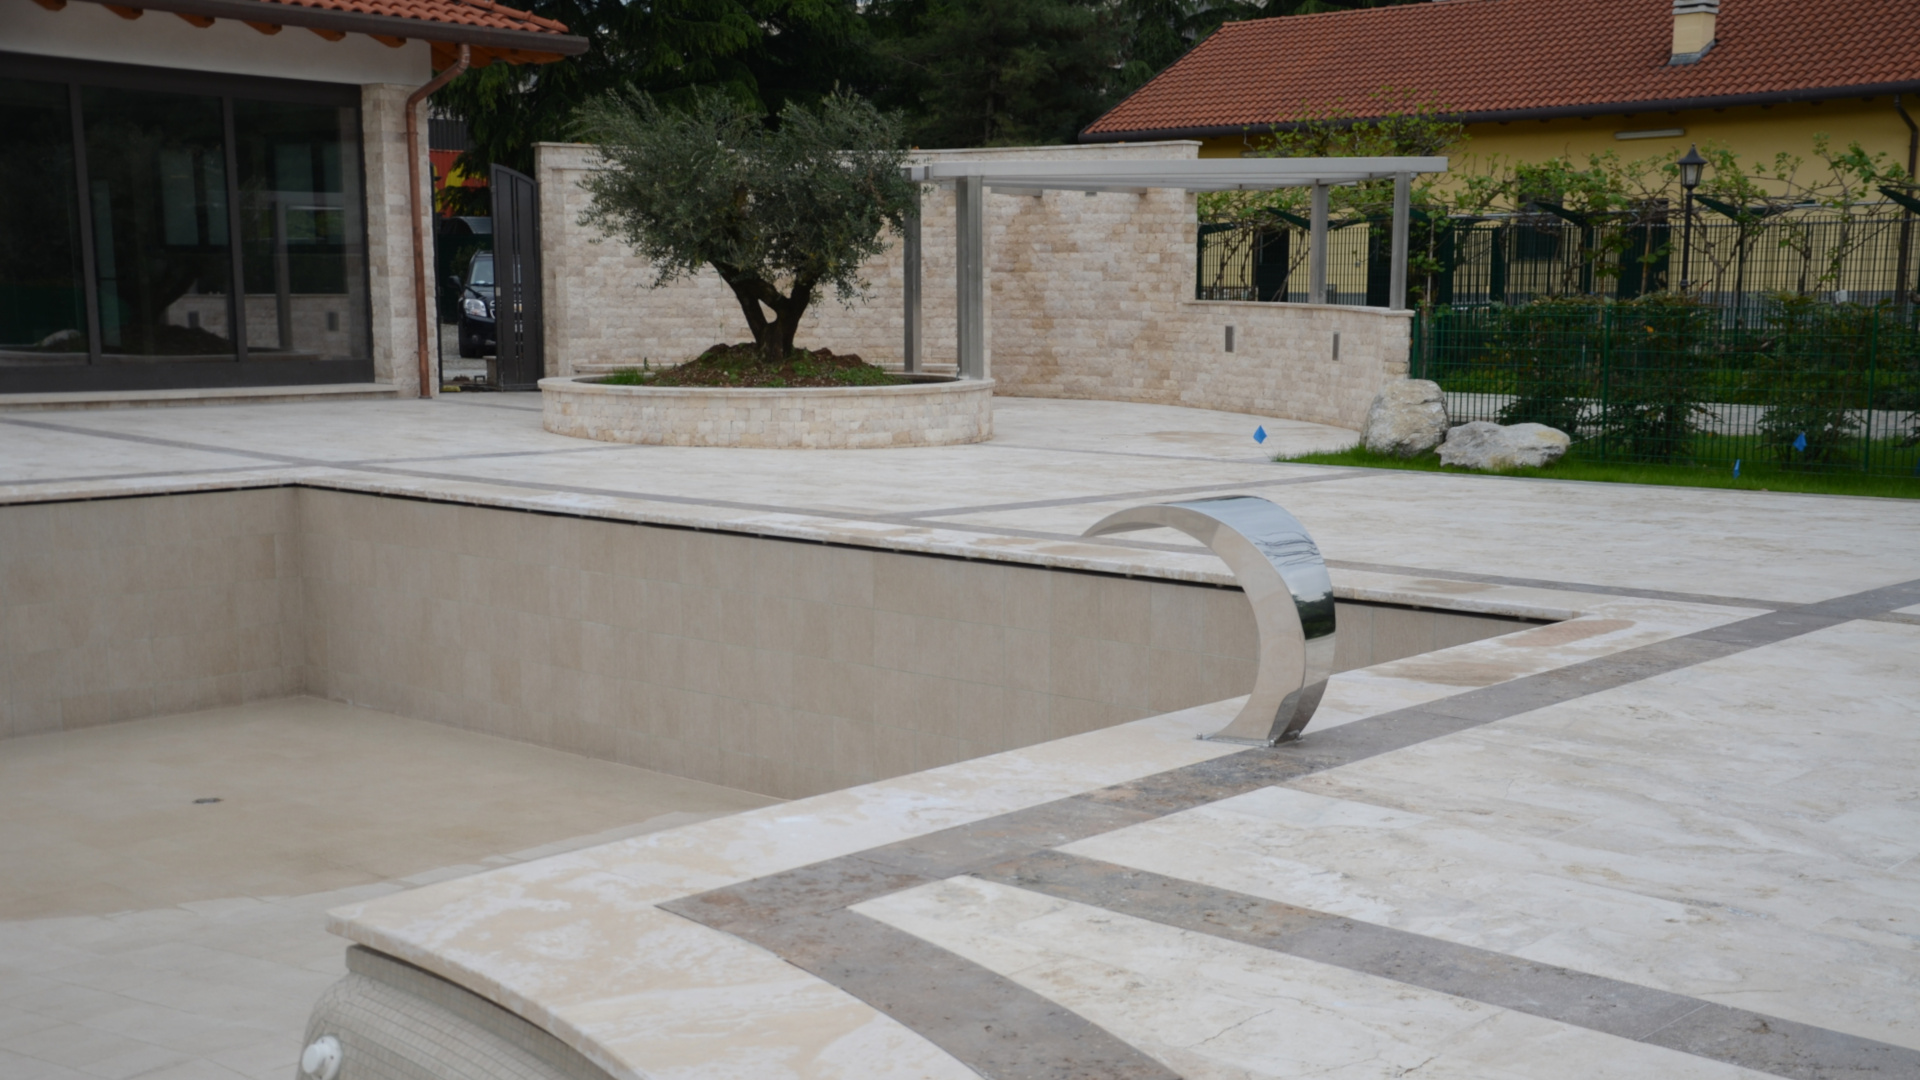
xmin=1254 ymin=426 xmax=1268 ymax=444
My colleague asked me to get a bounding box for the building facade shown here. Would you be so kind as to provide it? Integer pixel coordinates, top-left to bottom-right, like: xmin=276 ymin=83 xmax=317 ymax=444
xmin=1083 ymin=0 xmax=1920 ymax=175
xmin=0 ymin=0 xmax=581 ymax=399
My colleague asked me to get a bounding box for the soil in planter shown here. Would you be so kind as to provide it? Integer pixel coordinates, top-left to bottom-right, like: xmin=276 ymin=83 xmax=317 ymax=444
xmin=604 ymin=344 xmax=906 ymax=388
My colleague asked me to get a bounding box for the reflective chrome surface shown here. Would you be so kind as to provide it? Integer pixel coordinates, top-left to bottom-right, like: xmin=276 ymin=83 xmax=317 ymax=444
xmin=1083 ymin=496 xmax=1336 ymax=744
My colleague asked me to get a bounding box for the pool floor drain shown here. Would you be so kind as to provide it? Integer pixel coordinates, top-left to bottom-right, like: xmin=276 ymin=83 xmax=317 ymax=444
xmin=193 ymin=797 xmax=223 ymax=804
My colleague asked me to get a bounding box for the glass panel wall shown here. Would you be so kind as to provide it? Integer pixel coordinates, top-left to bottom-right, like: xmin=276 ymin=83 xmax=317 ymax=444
xmin=0 ymin=78 xmax=88 ymax=372
xmin=82 ymin=86 xmax=239 ymax=362
xmin=235 ymin=99 xmax=369 ymax=363
xmin=0 ymin=54 xmax=371 ymax=393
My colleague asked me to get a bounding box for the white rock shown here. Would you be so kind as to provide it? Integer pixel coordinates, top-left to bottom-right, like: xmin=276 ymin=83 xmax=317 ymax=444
xmin=1437 ymin=421 xmax=1571 ymax=470
xmin=1361 ymin=380 xmax=1449 ymax=457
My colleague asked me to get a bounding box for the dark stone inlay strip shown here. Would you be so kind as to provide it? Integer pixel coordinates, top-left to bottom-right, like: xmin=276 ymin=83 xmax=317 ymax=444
xmin=0 ymin=445 xmax=651 ymax=490
xmin=889 ymin=469 xmax=1375 ymax=521
xmin=1325 ymin=558 xmax=1790 ymax=613
xmin=443 ymin=397 xmax=544 ymax=412
xmin=980 ymin=852 xmax=1920 ymax=1080
xmin=661 ymin=577 xmax=1920 ymax=1079
xmin=741 ymin=908 xmax=1180 ymax=1080
xmin=0 ymin=463 xmax=293 ymax=487
xmin=0 ymin=415 xmax=311 ymax=464
xmin=662 ymin=852 xmax=1177 ymax=1080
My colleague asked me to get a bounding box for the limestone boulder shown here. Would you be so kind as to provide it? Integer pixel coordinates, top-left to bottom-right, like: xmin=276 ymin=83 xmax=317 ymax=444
xmin=1361 ymin=380 xmax=1450 ymax=457
xmin=1437 ymin=421 xmax=1571 ymax=470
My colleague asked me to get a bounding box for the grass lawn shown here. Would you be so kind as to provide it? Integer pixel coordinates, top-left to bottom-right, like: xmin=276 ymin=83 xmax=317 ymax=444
xmin=1277 ymin=445 xmax=1920 ymax=500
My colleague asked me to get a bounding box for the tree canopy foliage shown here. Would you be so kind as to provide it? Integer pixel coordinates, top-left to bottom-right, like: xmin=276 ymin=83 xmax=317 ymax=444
xmin=866 ymin=0 xmax=1119 ymax=147
xmin=574 ymin=90 xmax=916 ymax=362
xmin=435 ymin=0 xmax=871 ymax=210
xmin=434 ymin=0 xmax=1429 ymax=185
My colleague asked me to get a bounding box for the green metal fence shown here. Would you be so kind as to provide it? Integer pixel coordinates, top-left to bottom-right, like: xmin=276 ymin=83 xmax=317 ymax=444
xmin=1199 ymin=202 xmax=1920 ymax=312
xmin=1411 ymin=297 xmax=1920 ymax=476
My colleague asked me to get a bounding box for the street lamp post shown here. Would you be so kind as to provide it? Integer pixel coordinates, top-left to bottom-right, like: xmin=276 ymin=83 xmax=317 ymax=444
xmin=1677 ymin=144 xmax=1708 ymax=293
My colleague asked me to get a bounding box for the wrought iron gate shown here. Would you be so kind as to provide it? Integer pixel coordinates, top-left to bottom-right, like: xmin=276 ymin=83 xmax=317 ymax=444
xmin=489 ymin=165 xmax=543 ymax=388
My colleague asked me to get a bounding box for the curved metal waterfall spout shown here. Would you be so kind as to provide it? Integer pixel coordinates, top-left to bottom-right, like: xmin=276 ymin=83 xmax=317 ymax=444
xmin=1083 ymin=496 xmax=1336 ymax=745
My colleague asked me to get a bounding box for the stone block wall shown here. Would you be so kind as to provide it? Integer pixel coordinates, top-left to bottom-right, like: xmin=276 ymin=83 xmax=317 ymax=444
xmin=540 ymin=377 xmax=994 ymax=448
xmin=361 ymin=84 xmax=427 ymax=397
xmin=536 ymin=140 xmax=1410 ymax=429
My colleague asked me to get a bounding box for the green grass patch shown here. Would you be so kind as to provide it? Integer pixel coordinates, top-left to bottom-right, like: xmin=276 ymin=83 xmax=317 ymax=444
xmin=1277 ymin=444 xmax=1920 ymax=499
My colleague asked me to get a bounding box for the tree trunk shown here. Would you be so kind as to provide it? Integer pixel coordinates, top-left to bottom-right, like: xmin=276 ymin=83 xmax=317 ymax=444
xmin=772 ymin=279 xmax=815 ymax=362
xmin=714 ymin=264 xmax=817 ymax=364
xmin=715 ymin=264 xmax=783 ymax=361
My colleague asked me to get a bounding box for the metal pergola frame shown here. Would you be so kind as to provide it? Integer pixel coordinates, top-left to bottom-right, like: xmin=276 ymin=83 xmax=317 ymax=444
xmin=899 ymin=156 xmax=1448 ymax=378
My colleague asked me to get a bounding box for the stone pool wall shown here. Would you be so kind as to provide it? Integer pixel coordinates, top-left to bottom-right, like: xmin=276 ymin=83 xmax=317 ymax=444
xmin=2 ymin=488 xmax=1532 ymax=797
xmin=535 ymin=141 xmax=1410 ymax=431
xmin=0 ymin=489 xmax=304 ymax=735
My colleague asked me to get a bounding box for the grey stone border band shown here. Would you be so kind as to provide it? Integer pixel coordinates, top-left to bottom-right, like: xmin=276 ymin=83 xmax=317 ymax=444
xmin=979 ymin=852 xmax=1920 ymax=1080
xmin=663 ymin=577 xmax=1920 ymax=1080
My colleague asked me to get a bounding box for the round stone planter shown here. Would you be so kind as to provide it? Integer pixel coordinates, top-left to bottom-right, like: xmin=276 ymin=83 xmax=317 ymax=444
xmin=539 ymin=374 xmax=993 ymax=449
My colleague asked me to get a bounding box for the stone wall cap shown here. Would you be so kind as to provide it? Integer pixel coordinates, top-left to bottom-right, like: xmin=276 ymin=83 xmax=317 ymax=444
xmin=539 ymin=376 xmax=994 ymax=399
xmin=1182 ymin=300 xmax=1415 ymax=319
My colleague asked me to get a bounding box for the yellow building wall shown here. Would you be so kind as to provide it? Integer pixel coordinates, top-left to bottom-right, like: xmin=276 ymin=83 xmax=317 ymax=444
xmin=1198 ymin=96 xmax=1919 ymax=178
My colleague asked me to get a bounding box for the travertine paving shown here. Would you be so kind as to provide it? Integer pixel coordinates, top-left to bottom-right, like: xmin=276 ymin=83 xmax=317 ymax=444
xmin=3 ymin=394 xmax=1917 ymax=1079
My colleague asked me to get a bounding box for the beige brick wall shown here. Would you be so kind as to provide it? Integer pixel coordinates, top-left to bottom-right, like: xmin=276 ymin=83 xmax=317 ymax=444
xmin=536 ymin=141 xmax=1410 ymax=429
xmin=1 ymin=488 xmax=1531 ymax=798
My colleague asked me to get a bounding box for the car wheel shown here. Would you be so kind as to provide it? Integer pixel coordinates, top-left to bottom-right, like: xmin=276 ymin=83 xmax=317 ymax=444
xmin=458 ymin=324 xmax=481 ymax=359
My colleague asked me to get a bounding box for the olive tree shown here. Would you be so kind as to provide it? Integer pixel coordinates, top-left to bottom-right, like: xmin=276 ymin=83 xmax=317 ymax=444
xmin=575 ymin=90 xmax=916 ymax=363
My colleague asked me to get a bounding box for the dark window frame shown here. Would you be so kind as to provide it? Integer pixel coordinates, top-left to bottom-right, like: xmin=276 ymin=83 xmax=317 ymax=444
xmin=0 ymin=51 xmax=374 ymax=394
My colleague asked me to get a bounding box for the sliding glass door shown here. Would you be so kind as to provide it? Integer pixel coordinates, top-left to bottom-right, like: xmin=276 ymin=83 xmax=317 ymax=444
xmin=0 ymin=54 xmax=372 ymax=393
xmin=0 ymin=78 xmax=89 ymax=376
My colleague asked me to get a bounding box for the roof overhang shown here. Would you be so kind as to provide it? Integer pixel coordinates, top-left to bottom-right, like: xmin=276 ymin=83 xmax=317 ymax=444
xmin=53 ymin=0 xmax=588 ymax=63
xmin=908 ymin=157 xmax=1448 ymax=194
xmin=1081 ymin=80 xmax=1920 ymax=144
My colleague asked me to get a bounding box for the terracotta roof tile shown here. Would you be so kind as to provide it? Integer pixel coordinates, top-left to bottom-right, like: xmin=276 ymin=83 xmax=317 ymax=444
xmin=241 ymin=0 xmax=568 ymax=37
xmin=1086 ymin=0 xmax=1920 ymax=137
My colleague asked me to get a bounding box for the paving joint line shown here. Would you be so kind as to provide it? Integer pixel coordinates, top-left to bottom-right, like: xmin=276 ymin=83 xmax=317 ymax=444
xmin=881 ymin=470 xmax=1374 ymax=521
xmin=660 ymin=576 xmax=1920 ymax=1080
xmin=976 ymin=440 xmax=1378 ymax=468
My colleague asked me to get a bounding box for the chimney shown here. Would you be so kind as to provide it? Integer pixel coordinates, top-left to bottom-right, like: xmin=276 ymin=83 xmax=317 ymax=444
xmin=1670 ymin=0 xmax=1718 ymax=65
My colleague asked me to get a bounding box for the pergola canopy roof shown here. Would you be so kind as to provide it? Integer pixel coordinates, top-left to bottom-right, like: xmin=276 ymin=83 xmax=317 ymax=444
xmin=901 ymin=154 xmax=1436 ymax=381
xmin=906 ymin=157 xmax=1448 ymax=194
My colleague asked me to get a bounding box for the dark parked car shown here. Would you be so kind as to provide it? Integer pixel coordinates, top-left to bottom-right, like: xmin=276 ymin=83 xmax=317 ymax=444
xmin=452 ymin=252 xmax=495 ymax=359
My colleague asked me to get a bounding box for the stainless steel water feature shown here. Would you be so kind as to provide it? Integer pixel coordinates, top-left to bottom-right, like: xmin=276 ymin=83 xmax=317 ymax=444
xmin=1083 ymin=496 xmax=1336 ymax=745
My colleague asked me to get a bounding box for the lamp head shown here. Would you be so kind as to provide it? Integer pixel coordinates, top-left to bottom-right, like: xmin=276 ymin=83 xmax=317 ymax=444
xmin=1677 ymin=144 xmax=1708 ymax=190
